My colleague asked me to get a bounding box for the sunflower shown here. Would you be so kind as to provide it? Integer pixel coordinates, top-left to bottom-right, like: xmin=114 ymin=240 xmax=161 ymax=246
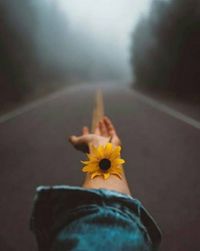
xmin=81 ymin=143 xmax=125 ymax=180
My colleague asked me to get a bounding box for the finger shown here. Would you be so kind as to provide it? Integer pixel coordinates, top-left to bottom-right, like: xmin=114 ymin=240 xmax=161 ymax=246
xmin=111 ymin=135 xmax=122 ymax=146
xmin=82 ymin=126 xmax=89 ymax=135
xmin=68 ymin=135 xmax=78 ymax=145
xmin=69 ymin=135 xmax=88 ymax=147
xmin=70 ymin=134 xmax=94 ymax=145
xmin=99 ymin=119 xmax=108 ymax=136
xmin=94 ymin=122 xmax=101 ymax=135
xmin=103 ymin=116 xmax=116 ymax=134
xmin=68 ymin=135 xmax=90 ymax=153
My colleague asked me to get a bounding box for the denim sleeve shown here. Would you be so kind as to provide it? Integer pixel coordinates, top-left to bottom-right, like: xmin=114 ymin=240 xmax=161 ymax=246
xmin=30 ymin=185 xmax=162 ymax=251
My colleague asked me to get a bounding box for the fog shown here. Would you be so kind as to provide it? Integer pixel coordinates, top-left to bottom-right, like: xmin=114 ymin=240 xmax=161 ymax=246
xmin=0 ymin=0 xmax=153 ymax=109
xmin=58 ymin=0 xmax=153 ymax=81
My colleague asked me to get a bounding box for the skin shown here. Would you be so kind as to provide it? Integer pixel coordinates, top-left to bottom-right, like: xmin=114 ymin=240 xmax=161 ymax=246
xmin=68 ymin=116 xmax=131 ymax=196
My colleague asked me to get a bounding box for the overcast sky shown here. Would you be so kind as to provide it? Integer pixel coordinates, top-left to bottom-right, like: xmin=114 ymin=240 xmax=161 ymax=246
xmin=57 ymin=0 xmax=153 ymax=79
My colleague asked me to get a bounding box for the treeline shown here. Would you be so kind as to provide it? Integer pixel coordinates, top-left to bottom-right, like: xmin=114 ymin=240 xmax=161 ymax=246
xmin=131 ymin=0 xmax=200 ymax=96
xmin=0 ymin=0 xmax=37 ymax=103
xmin=0 ymin=0 xmax=127 ymax=109
xmin=0 ymin=0 xmax=71 ymax=105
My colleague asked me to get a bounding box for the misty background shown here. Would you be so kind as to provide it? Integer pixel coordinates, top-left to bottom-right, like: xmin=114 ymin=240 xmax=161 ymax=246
xmin=0 ymin=1 xmax=200 ymax=250
xmin=0 ymin=0 xmax=200 ymax=113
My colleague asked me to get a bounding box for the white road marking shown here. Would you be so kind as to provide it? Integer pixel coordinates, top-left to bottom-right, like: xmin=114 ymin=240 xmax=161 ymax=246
xmin=132 ymin=90 xmax=200 ymax=130
xmin=0 ymin=84 xmax=200 ymax=130
xmin=0 ymin=83 xmax=89 ymax=124
xmin=0 ymin=88 xmax=69 ymax=124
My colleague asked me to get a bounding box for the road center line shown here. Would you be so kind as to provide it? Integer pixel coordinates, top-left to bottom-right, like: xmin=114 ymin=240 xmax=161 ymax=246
xmin=133 ymin=90 xmax=200 ymax=130
xmin=1 ymin=85 xmax=200 ymax=130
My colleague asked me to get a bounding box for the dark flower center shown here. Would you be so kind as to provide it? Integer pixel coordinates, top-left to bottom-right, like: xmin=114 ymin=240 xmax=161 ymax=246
xmin=99 ymin=158 xmax=111 ymax=171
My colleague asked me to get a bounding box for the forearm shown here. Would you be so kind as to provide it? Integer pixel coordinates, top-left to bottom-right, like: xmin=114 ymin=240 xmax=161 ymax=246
xmin=82 ymin=166 xmax=132 ymax=196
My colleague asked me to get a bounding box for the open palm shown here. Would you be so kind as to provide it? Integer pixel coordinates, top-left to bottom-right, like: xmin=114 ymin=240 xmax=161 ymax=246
xmin=69 ymin=116 xmax=121 ymax=153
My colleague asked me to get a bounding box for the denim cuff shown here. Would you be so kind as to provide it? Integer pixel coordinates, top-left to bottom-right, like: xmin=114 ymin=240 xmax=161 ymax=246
xmin=30 ymin=185 xmax=162 ymax=250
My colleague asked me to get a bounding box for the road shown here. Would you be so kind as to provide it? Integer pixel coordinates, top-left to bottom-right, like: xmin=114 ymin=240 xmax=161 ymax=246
xmin=0 ymin=82 xmax=200 ymax=251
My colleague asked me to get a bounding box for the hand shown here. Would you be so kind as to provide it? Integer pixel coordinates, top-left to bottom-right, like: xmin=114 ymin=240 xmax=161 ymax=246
xmin=68 ymin=116 xmax=121 ymax=153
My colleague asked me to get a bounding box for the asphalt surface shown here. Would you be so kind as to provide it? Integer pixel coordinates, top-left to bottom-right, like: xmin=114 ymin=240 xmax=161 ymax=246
xmin=0 ymin=83 xmax=200 ymax=251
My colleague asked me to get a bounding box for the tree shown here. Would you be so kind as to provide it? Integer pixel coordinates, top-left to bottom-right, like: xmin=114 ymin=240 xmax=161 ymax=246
xmin=0 ymin=0 xmax=38 ymax=103
xmin=131 ymin=0 xmax=200 ymax=95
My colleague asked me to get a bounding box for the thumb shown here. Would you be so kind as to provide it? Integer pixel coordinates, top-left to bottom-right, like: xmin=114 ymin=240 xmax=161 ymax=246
xmin=68 ymin=135 xmax=78 ymax=145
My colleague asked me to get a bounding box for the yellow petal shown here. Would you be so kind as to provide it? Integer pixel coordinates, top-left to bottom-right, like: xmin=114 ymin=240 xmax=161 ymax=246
xmin=110 ymin=166 xmax=123 ymax=173
xmin=82 ymin=166 xmax=91 ymax=172
xmin=81 ymin=160 xmax=98 ymax=166
xmin=86 ymin=154 xmax=98 ymax=161
xmin=104 ymin=143 xmax=113 ymax=157
xmin=90 ymin=144 xmax=98 ymax=155
xmin=95 ymin=145 xmax=104 ymax=159
xmin=110 ymin=172 xmax=122 ymax=179
xmin=82 ymin=164 xmax=98 ymax=172
xmin=103 ymin=172 xmax=110 ymax=180
xmin=81 ymin=160 xmax=90 ymax=165
xmin=112 ymin=158 xmax=125 ymax=165
xmin=91 ymin=171 xmax=102 ymax=179
xmin=114 ymin=145 xmax=121 ymax=154
xmin=90 ymin=144 xmax=102 ymax=159
xmin=110 ymin=147 xmax=121 ymax=160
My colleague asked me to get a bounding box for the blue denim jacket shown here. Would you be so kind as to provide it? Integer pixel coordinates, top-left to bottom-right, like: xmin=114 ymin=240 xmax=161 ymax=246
xmin=30 ymin=185 xmax=162 ymax=251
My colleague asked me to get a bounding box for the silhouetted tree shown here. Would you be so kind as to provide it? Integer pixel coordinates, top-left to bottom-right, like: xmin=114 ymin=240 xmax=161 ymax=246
xmin=131 ymin=0 xmax=200 ymax=95
xmin=0 ymin=0 xmax=37 ymax=103
xmin=0 ymin=0 xmax=70 ymax=107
